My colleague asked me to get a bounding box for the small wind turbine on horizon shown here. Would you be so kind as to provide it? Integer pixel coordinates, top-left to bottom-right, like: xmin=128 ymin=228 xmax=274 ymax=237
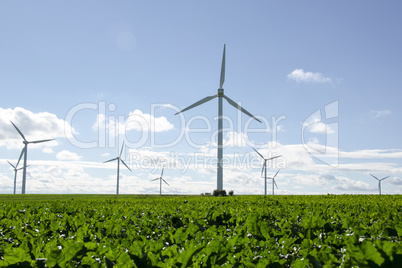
xmin=150 ymin=167 xmax=169 ymax=195
xmin=252 ymin=147 xmax=281 ymax=195
xmin=175 ymin=44 xmax=261 ymax=191
xmin=7 ymin=148 xmax=25 ymax=194
xmin=10 ymin=121 xmax=54 ymax=194
xmin=370 ymin=174 xmax=389 ymax=195
xmin=103 ymin=142 xmax=131 ymax=195
xmin=268 ymin=169 xmax=281 ymax=196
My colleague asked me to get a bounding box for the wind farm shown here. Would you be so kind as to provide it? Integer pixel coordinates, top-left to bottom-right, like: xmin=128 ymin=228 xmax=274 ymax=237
xmin=10 ymin=121 xmax=54 ymax=194
xmin=1 ymin=2 xmax=402 ymax=266
xmin=252 ymin=147 xmax=282 ymax=195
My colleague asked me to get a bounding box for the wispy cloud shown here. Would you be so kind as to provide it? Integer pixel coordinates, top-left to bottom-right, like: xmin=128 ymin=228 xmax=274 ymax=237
xmin=287 ymin=69 xmax=332 ymax=84
xmin=370 ymin=110 xmax=391 ymax=119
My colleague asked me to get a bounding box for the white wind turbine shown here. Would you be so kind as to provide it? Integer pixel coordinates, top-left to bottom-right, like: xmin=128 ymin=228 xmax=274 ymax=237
xmin=7 ymin=149 xmax=25 ymax=194
xmin=268 ymin=169 xmax=281 ymax=196
xmin=150 ymin=167 xmax=169 ymax=195
xmin=175 ymin=44 xmax=261 ymax=191
xmin=252 ymin=147 xmax=281 ymax=195
xmin=103 ymin=142 xmax=131 ymax=195
xmin=10 ymin=121 xmax=54 ymax=194
xmin=370 ymin=174 xmax=389 ymax=195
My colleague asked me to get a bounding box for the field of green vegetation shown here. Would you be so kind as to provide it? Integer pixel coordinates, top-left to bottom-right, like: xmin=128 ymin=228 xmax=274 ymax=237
xmin=0 ymin=194 xmax=401 ymax=267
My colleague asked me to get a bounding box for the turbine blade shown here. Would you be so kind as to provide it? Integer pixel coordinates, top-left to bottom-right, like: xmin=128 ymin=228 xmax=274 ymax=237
xmin=267 ymin=155 xmax=282 ymax=161
xmin=222 ymin=95 xmax=262 ymax=123
xmin=175 ymin=95 xmax=218 ymax=115
xmin=103 ymin=158 xmax=118 ymax=163
xmin=272 ymin=169 xmax=280 ymax=179
xmin=162 ymin=178 xmax=170 ymax=186
xmin=370 ymin=174 xmax=380 ymax=181
xmin=30 ymin=139 xmax=54 ymax=144
xmin=161 ymin=167 xmax=164 ymax=177
xmin=252 ymin=147 xmax=265 ymax=160
xmin=16 ymin=148 xmax=25 ymax=167
xmin=7 ymin=161 xmax=16 ymax=169
xmin=120 ymin=159 xmax=131 ymax=171
xmin=119 ymin=141 xmax=125 ymax=157
xmin=219 ymin=44 xmax=226 ymax=89
xmin=10 ymin=121 xmax=27 ymax=141
xmin=150 ymin=178 xmax=160 ymax=182
xmin=381 ymin=176 xmax=390 ymax=181
xmin=274 ymin=179 xmax=278 ymax=189
xmin=17 ymin=167 xmax=24 ymax=171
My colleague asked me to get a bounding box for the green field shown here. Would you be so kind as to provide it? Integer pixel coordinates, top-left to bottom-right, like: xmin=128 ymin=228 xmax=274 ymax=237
xmin=0 ymin=194 xmax=401 ymax=267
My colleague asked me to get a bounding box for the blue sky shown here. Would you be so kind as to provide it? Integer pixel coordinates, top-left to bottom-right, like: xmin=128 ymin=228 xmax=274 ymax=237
xmin=1 ymin=1 xmax=402 ymax=195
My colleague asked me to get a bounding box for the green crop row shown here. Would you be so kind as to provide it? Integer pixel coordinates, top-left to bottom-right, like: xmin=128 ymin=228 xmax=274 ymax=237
xmin=0 ymin=195 xmax=401 ymax=267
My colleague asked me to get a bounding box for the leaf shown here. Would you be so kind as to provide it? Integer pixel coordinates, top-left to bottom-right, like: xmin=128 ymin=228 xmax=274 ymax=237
xmin=116 ymin=252 xmax=136 ymax=268
xmin=179 ymin=241 xmax=205 ymax=267
xmin=361 ymin=241 xmax=385 ymax=266
xmin=1 ymin=247 xmax=31 ymax=266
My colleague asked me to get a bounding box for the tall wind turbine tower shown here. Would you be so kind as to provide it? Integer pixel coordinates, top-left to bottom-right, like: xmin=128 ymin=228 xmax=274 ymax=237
xmin=150 ymin=168 xmax=169 ymax=195
xmin=269 ymin=169 xmax=281 ymax=196
xmin=252 ymin=148 xmax=281 ymax=195
xmin=103 ymin=142 xmax=131 ymax=195
xmin=10 ymin=121 xmax=54 ymax=194
xmin=176 ymin=45 xmax=261 ymax=190
xmin=370 ymin=174 xmax=389 ymax=195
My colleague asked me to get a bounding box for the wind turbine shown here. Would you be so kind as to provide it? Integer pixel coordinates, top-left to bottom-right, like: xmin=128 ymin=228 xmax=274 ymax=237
xmin=370 ymin=174 xmax=389 ymax=195
xmin=150 ymin=167 xmax=169 ymax=195
xmin=10 ymin=121 xmax=54 ymax=194
xmin=268 ymin=169 xmax=281 ymax=196
xmin=175 ymin=44 xmax=261 ymax=191
xmin=7 ymin=148 xmax=25 ymax=194
xmin=103 ymin=142 xmax=131 ymax=195
xmin=252 ymin=148 xmax=282 ymax=195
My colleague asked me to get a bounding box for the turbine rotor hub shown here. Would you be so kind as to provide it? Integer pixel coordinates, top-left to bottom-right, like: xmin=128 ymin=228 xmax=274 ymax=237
xmin=218 ymin=88 xmax=224 ymax=96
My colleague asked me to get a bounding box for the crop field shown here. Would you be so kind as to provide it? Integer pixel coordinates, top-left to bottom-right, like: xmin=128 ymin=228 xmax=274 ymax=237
xmin=0 ymin=194 xmax=401 ymax=267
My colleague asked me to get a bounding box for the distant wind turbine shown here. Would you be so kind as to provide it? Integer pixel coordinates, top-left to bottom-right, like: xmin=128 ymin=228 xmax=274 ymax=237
xmin=10 ymin=121 xmax=54 ymax=194
xmin=7 ymin=148 xmax=25 ymax=194
xmin=268 ymin=169 xmax=281 ymax=196
xmin=176 ymin=44 xmax=261 ymax=191
xmin=252 ymin=147 xmax=281 ymax=195
xmin=150 ymin=167 xmax=169 ymax=195
xmin=370 ymin=174 xmax=389 ymax=195
xmin=103 ymin=142 xmax=131 ymax=195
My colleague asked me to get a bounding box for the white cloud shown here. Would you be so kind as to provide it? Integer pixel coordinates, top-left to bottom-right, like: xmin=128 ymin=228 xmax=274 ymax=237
xmin=287 ymin=69 xmax=332 ymax=84
xmin=0 ymin=107 xmax=75 ymax=150
xmin=127 ymin=109 xmax=174 ymax=132
xmin=92 ymin=109 xmax=174 ymax=137
xmin=56 ymin=150 xmax=83 ymax=161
